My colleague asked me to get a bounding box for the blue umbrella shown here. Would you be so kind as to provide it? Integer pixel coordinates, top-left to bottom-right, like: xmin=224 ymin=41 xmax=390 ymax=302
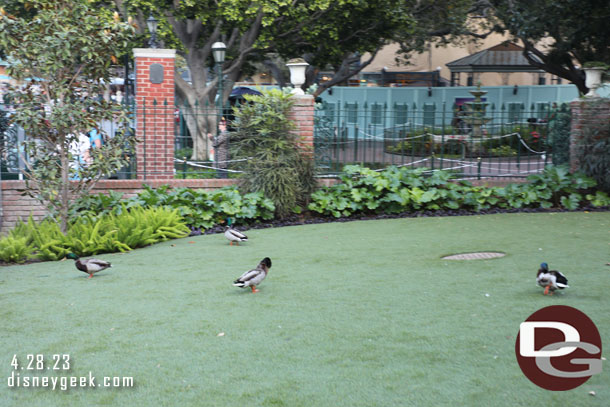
xmin=225 ymin=87 xmax=262 ymax=128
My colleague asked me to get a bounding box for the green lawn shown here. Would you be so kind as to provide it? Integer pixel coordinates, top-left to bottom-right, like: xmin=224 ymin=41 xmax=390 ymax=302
xmin=1 ymin=212 xmax=609 ymax=406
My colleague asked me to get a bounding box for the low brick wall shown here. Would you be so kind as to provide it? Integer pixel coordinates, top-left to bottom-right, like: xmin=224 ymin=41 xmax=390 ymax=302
xmin=0 ymin=178 xmax=236 ymax=232
xmin=0 ymin=177 xmax=341 ymax=232
xmin=0 ymin=176 xmax=521 ymax=232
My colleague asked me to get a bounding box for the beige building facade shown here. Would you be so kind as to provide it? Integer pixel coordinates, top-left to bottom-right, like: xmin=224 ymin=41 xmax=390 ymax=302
xmin=362 ymin=33 xmax=562 ymax=87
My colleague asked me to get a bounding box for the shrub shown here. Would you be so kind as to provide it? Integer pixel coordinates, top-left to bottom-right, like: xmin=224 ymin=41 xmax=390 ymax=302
xmin=175 ymin=147 xmax=193 ymax=159
xmin=524 ymin=165 xmax=597 ymax=209
xmin=573 ymin=104 xmax=610 ymax=192
xmin=0 ymin=207 xmax=190 ymax=263
xmin=230 ymin=88 xmax=317 ymax=217
xmin=68 ymin=190 xmax=126 ymax=220
xmin=70 ymin=185 xmax=275 ymax=229
xmin=0 ymin=236 xmax=33 ymax=264
xmin=386 ymin=128 xmax=539 ymax=158
xmin=489 ymin=145 xmax=517 ymax=157
xmin=107 ymin=206 xmax=190 ymax=249
xmin=548 ymin=104 xmax=571 ymax=166
xmin=308 ymin=165 xmax=474 ymax=217
xmin=308 ymin=164 xmax=604 ymax=217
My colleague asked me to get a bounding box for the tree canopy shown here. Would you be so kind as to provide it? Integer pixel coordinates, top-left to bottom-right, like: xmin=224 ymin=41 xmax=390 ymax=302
xmin=110 ymin=0 xmax=475 ymax=159
xmin=487 ymin=0 xmax=610 ymax=94
xmin=0 ymin=0 xmax=136 ymax=232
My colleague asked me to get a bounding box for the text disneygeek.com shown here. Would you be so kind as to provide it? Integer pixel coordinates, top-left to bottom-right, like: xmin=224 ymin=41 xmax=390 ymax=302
xmin=7 ymin=354 xmax=133 ymax=391
xmin=7 ymin=371 xmax=134 ymax=391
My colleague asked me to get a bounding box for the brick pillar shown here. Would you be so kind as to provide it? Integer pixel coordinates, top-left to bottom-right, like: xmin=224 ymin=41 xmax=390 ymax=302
xmin=288 ymin=95 xmax=315 ymax=155
xmin=133 ymin=48 xmax=176 ymax=179
xmin=569 ymin=98 xmax=610 ymax=172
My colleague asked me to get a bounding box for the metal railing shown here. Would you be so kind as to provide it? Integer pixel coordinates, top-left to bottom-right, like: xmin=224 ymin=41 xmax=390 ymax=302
xmin=314 ymin=100 xmax=569 ymax=178
xmin=0 ymin=99 xmax=234 ymax=180
xmin=1 ymin=99 xmax=571 ymax=181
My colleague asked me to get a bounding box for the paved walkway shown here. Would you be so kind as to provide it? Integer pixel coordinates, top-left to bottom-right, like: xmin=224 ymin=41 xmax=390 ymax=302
xmin=316 ymin=140 xmax=547 ymax=177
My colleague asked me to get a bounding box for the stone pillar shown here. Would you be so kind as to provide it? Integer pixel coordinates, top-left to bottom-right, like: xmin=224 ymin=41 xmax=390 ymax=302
xmin=133 ymin=48 xmax=176 ymax=179
xmin=569 ymin=98 xmax=610 ymax=172
xmin=288 ymin=95 xmax=315 ymax=155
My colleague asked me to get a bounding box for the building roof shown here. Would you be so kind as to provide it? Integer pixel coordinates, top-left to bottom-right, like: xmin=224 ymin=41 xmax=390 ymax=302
xmin=446 ymin=42 xmax=544 ymax=73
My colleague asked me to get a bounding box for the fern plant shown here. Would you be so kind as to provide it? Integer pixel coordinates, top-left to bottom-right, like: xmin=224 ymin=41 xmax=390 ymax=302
xmin=66 ymin=216 xmax=130 ymax=256
xmin=0 ymin=206 xmax=190 ymax=263
xmin=0 ymin=236 xmax=33 ymax=263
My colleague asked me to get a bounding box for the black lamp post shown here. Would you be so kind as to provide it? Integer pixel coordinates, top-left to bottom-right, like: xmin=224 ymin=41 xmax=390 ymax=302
xmin=212 ymin=41 xmax=226 ymax=178
xmin=146 ymin=15 xmax=159 ymax=49
xmin=212 ymin=41 xmax=226 ymax=105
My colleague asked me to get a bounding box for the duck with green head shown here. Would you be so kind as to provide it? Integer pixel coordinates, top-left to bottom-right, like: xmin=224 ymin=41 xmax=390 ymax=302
xmin=536 ymin=262 xmax=569 ymax=295
xmin=224 ymin=217 xmax=248 ymax=246
xmin=67 ymin=253 xmax=112 ymax=278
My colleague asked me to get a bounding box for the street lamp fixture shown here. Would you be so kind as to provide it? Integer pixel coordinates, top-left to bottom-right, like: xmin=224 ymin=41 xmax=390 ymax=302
xmin=212 ymin=42 xmax=227 ymax=65
xmin=435 ymin=66 xmax=442 ymax=87
xmin=211 ymin=41 xmax=227 ymax=106
xmin=212 ymin=42 xmax=227 ymax=111
xmin=212 ymin=41 xmax=227 ymax=178
xmin=147 ymin=15 xmax=159 ymax=48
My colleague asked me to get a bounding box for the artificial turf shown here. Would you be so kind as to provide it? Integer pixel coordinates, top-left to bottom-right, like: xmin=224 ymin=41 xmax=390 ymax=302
xmin=0 ymin=212 xmax=608 ymax=406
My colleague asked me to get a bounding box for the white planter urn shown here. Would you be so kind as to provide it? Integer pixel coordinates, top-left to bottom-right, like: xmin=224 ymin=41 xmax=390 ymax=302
xmin=584 ymin=67 xmax=605 ymax=97
xmin=286 ymin=58 xmax=309 ymax=95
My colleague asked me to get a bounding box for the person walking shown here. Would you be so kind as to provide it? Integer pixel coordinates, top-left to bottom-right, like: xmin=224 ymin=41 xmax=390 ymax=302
xmin=69 ymin=132 xmax=91 ymax=180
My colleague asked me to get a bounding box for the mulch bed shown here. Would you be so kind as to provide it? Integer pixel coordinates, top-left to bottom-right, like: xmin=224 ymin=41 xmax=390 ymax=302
xmin=196 ymin=205 xmax=610 ymax=236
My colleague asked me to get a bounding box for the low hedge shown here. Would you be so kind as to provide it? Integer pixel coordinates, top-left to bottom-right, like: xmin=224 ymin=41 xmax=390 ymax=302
xmin=308 ymin=165 xmax=610 ymax=218
xmin=70 ymin=185 xmax=275 ymax=230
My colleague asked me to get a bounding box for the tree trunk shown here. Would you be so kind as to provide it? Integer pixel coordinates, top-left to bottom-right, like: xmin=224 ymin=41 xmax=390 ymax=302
xmin=520 ymin=39 xmax=589 ymax=95
xmin=59 ymin=142 xmax=70 ymax=234
xmin=310 ymin=49 xmax=380 ymax=98
xmin=263 ymin=59 xmax=287 ymax=87
xmin=167 ymin=12 xmax=263 ymax=161
xmin=175 ymin=74 xmax=216 ymax=161
xmin=185 ymin=108 xmax=215 ymax=161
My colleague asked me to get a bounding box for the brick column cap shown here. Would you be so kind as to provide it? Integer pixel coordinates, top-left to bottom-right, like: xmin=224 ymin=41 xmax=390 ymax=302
xmin=133 ymin=48 xmax=176 ymax=59
xmin=291 ymin=94 xmax=314 ymax=104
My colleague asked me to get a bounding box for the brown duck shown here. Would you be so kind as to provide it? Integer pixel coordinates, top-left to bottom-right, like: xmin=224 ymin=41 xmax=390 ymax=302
xmin=67 ymin=253 xmax=112 ymax=278
xmin=233 ymin=257 xmax=272 ymax=293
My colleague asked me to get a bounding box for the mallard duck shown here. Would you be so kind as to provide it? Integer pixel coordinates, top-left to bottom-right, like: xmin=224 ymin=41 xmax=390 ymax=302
xmin=233 ymin=257 xmax=272 ymax=293
xmin=536 ymin=262 xmax=569 ymax=295
xmin=67 ymin=253 xmax=112 ymax=278
xmin=224 ymin=226 xmax=248 ymax=246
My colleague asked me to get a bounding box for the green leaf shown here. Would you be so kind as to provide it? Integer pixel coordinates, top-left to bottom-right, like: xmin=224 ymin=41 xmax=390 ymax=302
xmin=560 ymin=193 xmax=581 ymax=210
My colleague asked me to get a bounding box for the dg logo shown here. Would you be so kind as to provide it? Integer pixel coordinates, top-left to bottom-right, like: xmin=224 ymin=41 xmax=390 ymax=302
xmin=515 ymin=305 xmax=603 ymax=390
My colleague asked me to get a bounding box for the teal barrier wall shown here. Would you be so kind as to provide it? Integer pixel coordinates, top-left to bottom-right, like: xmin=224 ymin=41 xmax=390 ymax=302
xmin=314 ymin=85 xmax=593 ymax=136
xmin=318 ymin=85 xmax=581 ymax=110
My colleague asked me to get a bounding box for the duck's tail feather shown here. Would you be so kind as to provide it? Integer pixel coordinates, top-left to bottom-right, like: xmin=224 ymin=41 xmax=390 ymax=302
xmin=233 ymin=280 xmax=245 ymax=287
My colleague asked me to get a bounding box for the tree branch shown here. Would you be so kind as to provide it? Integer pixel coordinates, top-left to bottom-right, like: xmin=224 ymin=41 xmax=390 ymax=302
xmin=312 ymin=47 xmax=382 ymax=97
